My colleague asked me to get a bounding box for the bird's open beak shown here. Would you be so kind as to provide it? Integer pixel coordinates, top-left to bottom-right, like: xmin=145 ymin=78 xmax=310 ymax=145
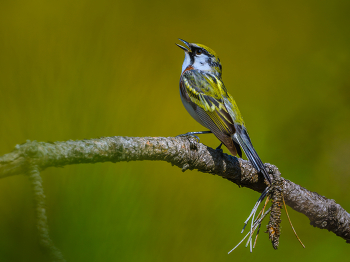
xmin=176 ymin=39 xmax=191 ymax=52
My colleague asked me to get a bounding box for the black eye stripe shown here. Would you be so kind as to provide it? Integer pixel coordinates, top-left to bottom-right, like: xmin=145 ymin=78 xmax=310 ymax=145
xmin=192 ymin=47 xmax=212 ymax=57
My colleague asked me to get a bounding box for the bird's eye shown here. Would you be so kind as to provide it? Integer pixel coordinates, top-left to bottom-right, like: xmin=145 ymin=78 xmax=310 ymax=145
xmin=196 ymin=49 xmax=203 ymax=55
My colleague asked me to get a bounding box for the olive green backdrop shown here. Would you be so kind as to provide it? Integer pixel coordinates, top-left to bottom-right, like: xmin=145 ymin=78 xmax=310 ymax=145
xmin=0 ymin=0 xmax=349 ymax=261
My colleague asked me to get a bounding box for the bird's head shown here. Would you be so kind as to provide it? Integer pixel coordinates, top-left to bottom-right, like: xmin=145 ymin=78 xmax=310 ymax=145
xmin=176 ymin=39 xmax=222 ymax=77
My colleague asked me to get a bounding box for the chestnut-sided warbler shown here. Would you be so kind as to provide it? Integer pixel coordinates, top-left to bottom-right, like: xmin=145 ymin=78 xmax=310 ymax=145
xmin=176 ymin=39 xmax=271 ymax=185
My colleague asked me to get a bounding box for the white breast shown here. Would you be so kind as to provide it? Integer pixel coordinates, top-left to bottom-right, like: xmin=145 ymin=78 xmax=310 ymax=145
xmin=180 ymin=89 xmax=207 ymax=128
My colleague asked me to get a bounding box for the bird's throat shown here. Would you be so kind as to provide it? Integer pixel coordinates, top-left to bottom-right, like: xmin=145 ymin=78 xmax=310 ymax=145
xmin=182 ymin=65 xmax=193 ymax=75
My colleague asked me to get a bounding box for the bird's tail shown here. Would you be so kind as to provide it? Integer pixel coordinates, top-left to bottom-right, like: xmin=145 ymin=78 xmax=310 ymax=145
xmin=233 ymin=126 xmax=272 ymax=185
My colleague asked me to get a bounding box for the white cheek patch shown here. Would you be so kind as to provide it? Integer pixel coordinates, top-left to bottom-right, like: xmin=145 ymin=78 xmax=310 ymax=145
xmin=193 ymin=55 xmax=211 ymax=71
xmin=181 ymin=52 xmax=191 ymax=73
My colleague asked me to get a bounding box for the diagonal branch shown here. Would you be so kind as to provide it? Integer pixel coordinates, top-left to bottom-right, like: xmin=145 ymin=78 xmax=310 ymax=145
xmin=0 ymin=136 xmax=349 ymax=244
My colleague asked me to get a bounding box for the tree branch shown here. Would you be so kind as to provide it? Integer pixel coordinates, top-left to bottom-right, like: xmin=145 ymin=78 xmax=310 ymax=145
xmin=1 ymin=136 xmax=349 ymax=244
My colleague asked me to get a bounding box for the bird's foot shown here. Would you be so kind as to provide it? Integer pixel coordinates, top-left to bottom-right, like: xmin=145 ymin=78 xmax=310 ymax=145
xmin=176 ymin=131 xmax=212 ymax=143
xmin=215 ymin=142 xmax=223 ymax=153
xmin=176 ymin=133 xmax=201 ymax=143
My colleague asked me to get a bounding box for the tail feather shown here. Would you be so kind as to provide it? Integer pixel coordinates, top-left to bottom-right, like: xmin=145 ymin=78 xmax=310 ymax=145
xmin=233 ymin=125 xmax=271 ymax=185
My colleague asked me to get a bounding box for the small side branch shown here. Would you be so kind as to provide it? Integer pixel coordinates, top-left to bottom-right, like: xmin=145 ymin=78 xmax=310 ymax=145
xmin=0 ymin=136 xmax=349 ymax=243
xmin=28 ymin=165 xmax=66 ymax=262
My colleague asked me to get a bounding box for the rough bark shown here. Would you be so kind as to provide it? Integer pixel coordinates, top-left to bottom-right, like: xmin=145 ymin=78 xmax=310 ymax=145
xmin=0 ymin=136 xmax=349 ymax=244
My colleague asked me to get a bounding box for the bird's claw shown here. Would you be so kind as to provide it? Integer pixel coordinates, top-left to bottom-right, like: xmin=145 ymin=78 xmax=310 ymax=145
xmin=176 ymin=133 xmax=201 ymax=143
xmin=176 ymin=133 xmax=200 ymax=150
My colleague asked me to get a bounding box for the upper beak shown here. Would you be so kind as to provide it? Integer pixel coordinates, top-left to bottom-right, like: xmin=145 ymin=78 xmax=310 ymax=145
xmin=176 ymin=39 xmax=191 ymax=52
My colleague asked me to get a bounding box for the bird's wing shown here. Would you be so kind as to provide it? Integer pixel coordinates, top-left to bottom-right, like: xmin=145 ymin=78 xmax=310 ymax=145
xmin=219 ymin=91 xmax=271 ymax=184
xmin=181 ymin=70 xmax=241 ymax=156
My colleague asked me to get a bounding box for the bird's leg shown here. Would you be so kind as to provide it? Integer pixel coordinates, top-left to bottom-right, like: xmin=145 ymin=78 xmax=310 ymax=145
xmin=176 ymin=131 xmax=212 ymax=143
xmin=215 ymin=142 xmax=223 ymax=153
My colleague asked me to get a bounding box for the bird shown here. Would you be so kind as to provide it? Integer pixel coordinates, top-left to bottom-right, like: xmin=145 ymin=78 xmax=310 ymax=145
xmin=176 ymin=39 xmax=271 ymax=186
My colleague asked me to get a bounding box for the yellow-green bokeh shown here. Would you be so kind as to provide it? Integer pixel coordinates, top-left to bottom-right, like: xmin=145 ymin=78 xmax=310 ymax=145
xmin=0 ymin=0 xmax=349 ymax=261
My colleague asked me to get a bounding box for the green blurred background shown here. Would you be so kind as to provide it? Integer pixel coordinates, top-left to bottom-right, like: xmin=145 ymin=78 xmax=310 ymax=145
xmin=0 ymin=0 xmax=349 ymax=261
